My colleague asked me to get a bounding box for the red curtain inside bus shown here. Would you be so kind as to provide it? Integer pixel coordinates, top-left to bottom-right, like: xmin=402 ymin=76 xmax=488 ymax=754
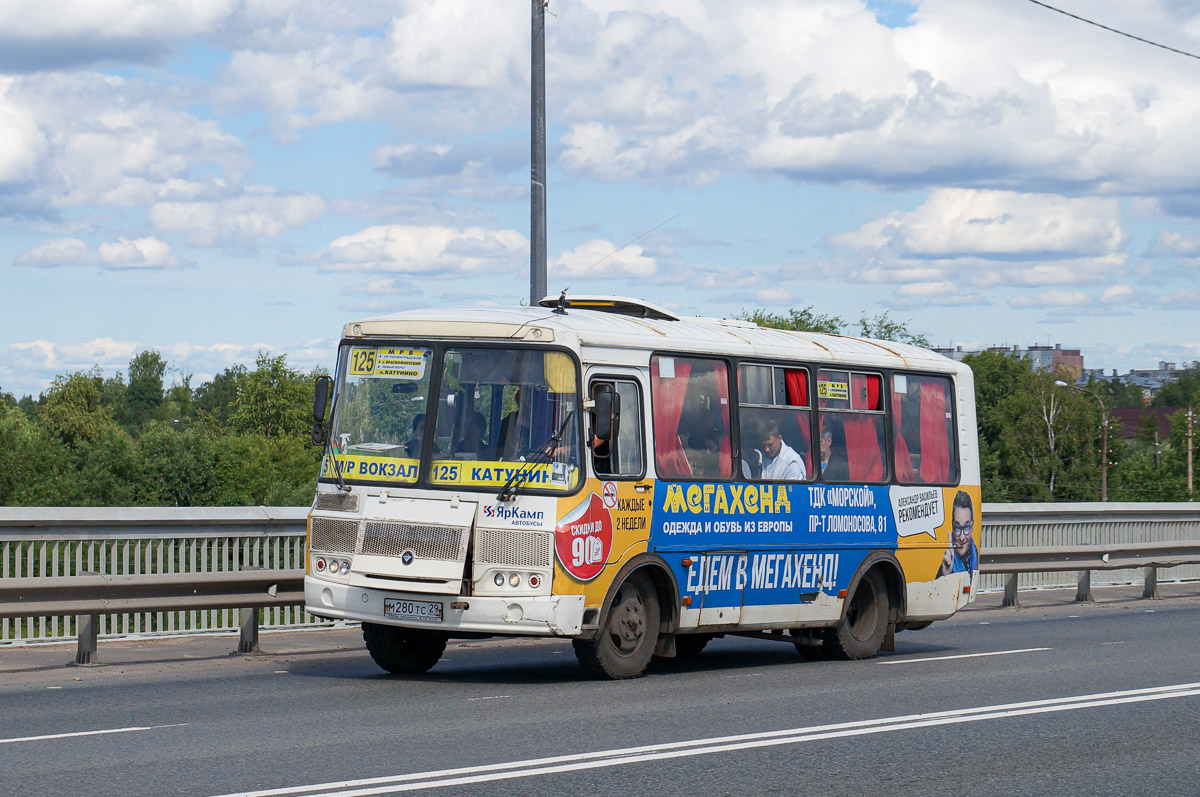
xmin=713 ymin=366 xmax=733 ymax=477
xmin=784 ymin=369 xmax=807 ymax=406
xmin=891 ymin=388 xmax=917 ymax=482
xmin=843 ymin=415 xmax=885 ymax=481
xmin=919 ymin=378 xmax=951 ymax=483
xmin=651 ymin=357 xmax=693 ymax=478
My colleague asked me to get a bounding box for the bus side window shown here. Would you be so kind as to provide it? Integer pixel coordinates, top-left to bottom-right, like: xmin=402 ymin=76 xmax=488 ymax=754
xmin=591 ymin=379 xmax=644 ymax=478
xmin=651 ymin=356 xmax=732 ymax=480
xmin=892 ymin=373 xmax=957 ymax=485
xmin=818 ymin=369 xmax=887 ymax=483
xmin=737 ymin=363 xmax=812 ymax=482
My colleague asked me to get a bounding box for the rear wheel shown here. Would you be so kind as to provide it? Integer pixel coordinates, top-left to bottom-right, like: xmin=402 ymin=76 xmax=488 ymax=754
xmin=823 ymin=569 xmax=889 ymax=660
xmin=574 ymin=571 xmax=661 ymax=679
xmin=362 ymin=623 xmax=447 ymax=674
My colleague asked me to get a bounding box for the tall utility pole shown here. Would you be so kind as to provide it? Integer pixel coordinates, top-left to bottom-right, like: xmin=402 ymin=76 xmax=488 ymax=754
xmin=1188 ymin=406 xmax=1195 ymax=500
xmin=529 ymin=1 xmax=548 ymax=306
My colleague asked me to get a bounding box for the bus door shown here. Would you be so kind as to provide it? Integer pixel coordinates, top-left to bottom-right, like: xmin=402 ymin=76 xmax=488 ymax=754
xmin=585 ymin=370 xmax=654 ymax=563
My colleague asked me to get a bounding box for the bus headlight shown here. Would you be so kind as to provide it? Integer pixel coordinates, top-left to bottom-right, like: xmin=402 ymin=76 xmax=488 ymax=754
xmin=509 ymin=573 xmax=521 ymax=587
xmin=494 ymin=573 xmax=506 ymax=587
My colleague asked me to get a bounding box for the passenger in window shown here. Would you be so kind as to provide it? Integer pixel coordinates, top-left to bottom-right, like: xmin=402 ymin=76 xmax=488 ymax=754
xmin=404 ymin=413 xmax=425 ymax=457
xmin=454 ymin=411 xmax=488 ymax=458
xmin=759 ymin=420 xmax=806 ymax=481
xmin=820 ymin=418 xmax=849 ymax=480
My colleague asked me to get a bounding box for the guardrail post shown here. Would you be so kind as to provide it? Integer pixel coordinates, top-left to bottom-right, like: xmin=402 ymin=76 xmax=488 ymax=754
xmin=1142 ymin=567 xmax=1161 ymax=600
xmin=237 ymin=607 xmax=260 ymax=654
xmin=71 ymin=614 xmax=101 ymax=666
xmin=1002 ymin=573 xmax=1020 ymax=607
xmin=1075 ymin=570 xmax=1094 ymax=603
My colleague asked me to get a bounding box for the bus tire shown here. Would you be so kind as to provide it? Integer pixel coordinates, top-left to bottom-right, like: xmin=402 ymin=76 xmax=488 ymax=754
xmin=362 ymin=623 xmax=447 ymax=674
xmin=574 ymin=571 xmax=660 ymax=679
xmin=823 ymin=569 xmax=889 ymax=660
xmin=673 ymin=634 xmax=712 ymax=658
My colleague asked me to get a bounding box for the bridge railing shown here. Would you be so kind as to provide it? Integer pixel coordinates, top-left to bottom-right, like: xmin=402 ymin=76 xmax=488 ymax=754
xmin=980 ymin=502 xmax=1200 ymax=602
xmin=0 ymin=507 xmax=311 ymax=658
xmin=2 ymin=503 xmax=1200 ymax=659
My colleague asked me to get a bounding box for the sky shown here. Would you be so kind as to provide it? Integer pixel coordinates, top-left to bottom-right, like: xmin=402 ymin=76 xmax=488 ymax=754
xmin=3 ymin=0 xmax=1200 ymax=399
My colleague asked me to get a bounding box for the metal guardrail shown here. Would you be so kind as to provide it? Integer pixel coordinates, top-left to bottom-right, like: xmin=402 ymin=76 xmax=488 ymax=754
xmin=0 ymin=507 xmax=309 ymax=662
xmin=980 ymin=502 xmax=1200 ymax=606
xmin=2 ymin=503 xmax=1200 ymax=663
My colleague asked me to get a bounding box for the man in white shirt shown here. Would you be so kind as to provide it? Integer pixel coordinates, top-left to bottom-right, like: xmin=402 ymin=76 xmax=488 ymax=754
xmin=759 ymin=420 xmax=806 ymax=481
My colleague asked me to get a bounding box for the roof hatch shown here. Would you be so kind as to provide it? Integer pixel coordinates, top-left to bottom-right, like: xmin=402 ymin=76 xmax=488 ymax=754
xmin=537 ymin=294 xmax=679 ymax=321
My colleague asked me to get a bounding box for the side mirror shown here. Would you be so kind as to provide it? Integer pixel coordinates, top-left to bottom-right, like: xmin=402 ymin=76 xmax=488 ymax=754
xmin=312 ymin=376 xmax=332 ymax=446
xmin=591 ymin=385 xmax=620 ymax=442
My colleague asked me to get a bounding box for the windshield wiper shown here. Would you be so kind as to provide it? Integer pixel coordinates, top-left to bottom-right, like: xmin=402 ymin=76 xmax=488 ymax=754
xmin=323 ymin=431 xmax=351 ymax=492
xmin=497 ymin=411 xmax=574 ymax=502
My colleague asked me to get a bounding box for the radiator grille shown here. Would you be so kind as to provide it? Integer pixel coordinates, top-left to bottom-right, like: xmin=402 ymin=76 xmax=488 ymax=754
xmin=309 ymin=517 xmax=358 ymax=553
xmin=315 ymin=492 xmax=359 ymax=512
xmin=474 ymin=529 xmax=553 ymax=568
xmin=361 ymin=522 xmax=468 ymax=561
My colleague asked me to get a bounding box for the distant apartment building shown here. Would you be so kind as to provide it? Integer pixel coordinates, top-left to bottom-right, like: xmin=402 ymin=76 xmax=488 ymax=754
xmin=934 ymin=343 xmax=1084 ymax=379
xmin=1082 ymin=361 xmax=1197 ymax=403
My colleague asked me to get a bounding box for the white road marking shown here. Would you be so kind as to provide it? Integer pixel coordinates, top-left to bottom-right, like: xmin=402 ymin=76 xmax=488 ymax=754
xmin=1101 ymin=641 xmax=1127 ymax=646
xmin=1 ymin=724 xmax=187 ymax=745
xmin=465 ymin=695 xmax=509 ymax=702
xmin=878 ymin=647 xmax=1050 ymax=665
xmin=212 ymin=682 xmax=1200 ymax=797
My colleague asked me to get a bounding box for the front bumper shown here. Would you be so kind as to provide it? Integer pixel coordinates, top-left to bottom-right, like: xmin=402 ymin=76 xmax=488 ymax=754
xmin=305 ymin=576 xmax=586 ymax=636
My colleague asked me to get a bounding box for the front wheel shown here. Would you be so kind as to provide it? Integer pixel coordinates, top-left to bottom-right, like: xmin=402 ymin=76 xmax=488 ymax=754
xmin=823 ymin=569 xmax=889 ymax=660
xmin=574 ymin=571 xmax=661 ymax=679
xmin=362 ymin=623 xmax=447 ymax=674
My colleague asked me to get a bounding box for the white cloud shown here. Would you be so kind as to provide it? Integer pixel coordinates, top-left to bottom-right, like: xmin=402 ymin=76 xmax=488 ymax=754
xmin=754 ymin=287 xmax=794 ymax=303
xmin=15 ymin=235 xmax=188 ymax=269
xmin=1101 ymin=284 xmax=1136 ymax=304
xmin=149 ymin=190 xmax=325 ymax=246
xmin=830 ymin=189 xmax=1126 ymax=259
xmin=1 ymin=72 xmax=250 ymax=218
xmin=97 ymin=237 xmax=185 ymax=269
xmin=296 ymin=224 xmax=528 ymax=276
xmin=1145 ymin=228 xmax=1200 ymax=258
xmin=552 ymin=239 xmax=657 ymax=279
xmin=1009 ymin=289 xmax=1094 ymax=309
xmin=1 ymin=335 xmax=341 ymax=398
xmin=14 ymin=238 xmax=94 ymax=267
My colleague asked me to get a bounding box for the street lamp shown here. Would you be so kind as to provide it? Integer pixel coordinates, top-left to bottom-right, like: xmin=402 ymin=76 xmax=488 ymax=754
xmin=1055 ymin=380 xmax=1108 ymax=501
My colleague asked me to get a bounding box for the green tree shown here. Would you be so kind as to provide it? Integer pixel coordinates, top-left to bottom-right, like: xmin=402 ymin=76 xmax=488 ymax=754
xmin=735 ymin=306 xmax=846 ymax=334
xmin=39 ymin=368 xmax=118 ymax=447
xmin=194 ymin=364 xmax=247 ymax=424
xmin=1152 ymin=364 xmax=1200 ymax=408
xmin=119 ymin=349 xmax=166 ymax=430
xmin=228 ymin=353 xmax=314 ymax=440
xmin=857 ymin=311 xmax=931 ymax=347
xmin=1094 ymin=377 xmax=1145 ymax=409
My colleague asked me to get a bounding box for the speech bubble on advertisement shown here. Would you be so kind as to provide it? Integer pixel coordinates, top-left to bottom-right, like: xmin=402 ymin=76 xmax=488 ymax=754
xmin=889 ymin=486 xmax=944 ymax=539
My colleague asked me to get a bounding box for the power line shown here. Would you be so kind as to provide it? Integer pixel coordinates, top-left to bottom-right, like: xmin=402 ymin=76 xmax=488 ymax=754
xmin=1023 ymin=0 xmax=1200 ymax=62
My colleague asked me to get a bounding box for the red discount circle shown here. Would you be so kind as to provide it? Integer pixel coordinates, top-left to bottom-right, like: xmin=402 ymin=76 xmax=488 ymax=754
xmin=555 ymin=493 xmax=614 ymax=582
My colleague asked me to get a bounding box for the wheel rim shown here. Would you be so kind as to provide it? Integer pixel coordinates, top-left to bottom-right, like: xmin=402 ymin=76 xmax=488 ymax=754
xmin=607 ymin=583 xmax=647 ymax=656
xmin=846 ymin=577 xmax=881 ymax=642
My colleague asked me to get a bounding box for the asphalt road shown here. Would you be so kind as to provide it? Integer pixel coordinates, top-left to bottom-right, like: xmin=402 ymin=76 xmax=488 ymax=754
xmin=2 ymin=584 xmax=1199 ymax=797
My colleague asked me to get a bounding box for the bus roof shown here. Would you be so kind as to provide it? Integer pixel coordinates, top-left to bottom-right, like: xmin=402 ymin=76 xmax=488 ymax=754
xmin=343 ymin=303 xmax=963 ymax=373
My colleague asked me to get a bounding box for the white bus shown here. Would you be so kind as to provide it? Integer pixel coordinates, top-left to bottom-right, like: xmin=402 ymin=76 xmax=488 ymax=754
xmin=305 ymin=296 xmax=981 ymax=679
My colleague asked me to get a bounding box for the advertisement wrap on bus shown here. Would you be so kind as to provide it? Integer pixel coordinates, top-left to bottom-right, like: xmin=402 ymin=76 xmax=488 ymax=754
xmin=304 ymin=296 xmax=981 ymax=679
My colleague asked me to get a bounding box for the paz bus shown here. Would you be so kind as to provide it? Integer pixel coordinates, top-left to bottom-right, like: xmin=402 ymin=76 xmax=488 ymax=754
xmin=304 ymin=296 xmax=981 ymax=679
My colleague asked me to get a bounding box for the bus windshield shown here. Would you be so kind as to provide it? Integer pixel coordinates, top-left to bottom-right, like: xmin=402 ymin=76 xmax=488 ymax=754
xmin=322 ymin=344 xmax=581 ymax=493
